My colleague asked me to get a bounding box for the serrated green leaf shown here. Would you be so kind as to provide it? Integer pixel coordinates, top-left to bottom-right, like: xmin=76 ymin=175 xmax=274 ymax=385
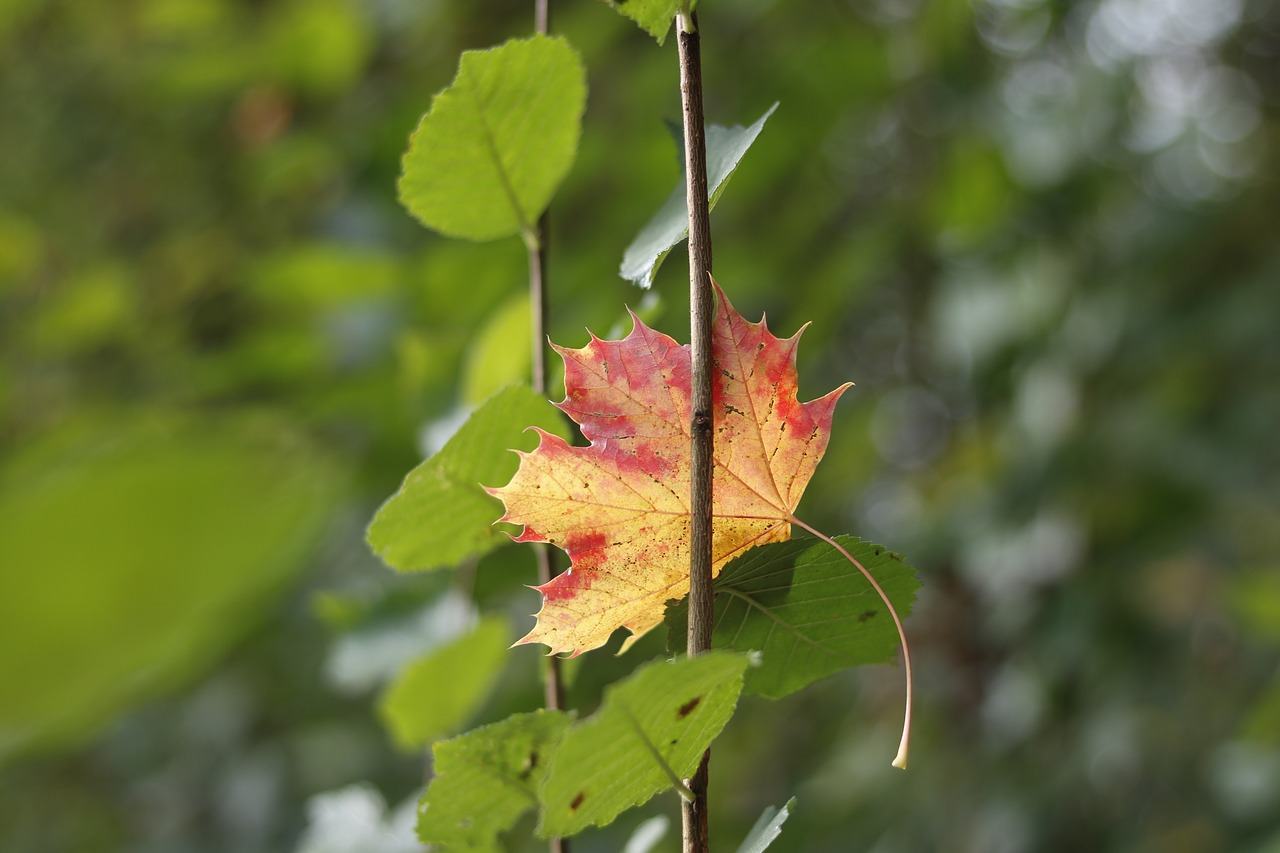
xmin=539 ymin=652 xmax=749 ymax=838
xmin=419 ymin=709 xmax=572 ymax=852
xmin=378 ymin=616 xmax=510 ymax=750
xmin=665 ymin=536 xmax=920 ymax=699
xmin=734 ymin=797 xmax=796 ymax=853
xmin=398 ymin=34 xmax=586 ymax=241
xmin=620 ymin=103 xmax=777 ymax=288
xmin=595 ymin=0 xmax=692 ymax=45
xmin=367 ymin=385 xmax=570 ymax=572
xmin=462 ymin=293 xmax=532 ymax=407
xmin=0 ymin=415 xmax=343 ymax=763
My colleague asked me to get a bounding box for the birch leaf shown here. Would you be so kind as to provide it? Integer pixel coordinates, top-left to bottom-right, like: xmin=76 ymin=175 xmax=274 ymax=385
xmin=538 ymin=652 xmax=748 ymax=837
xmin=398 ymin=35 xmax=586 ymax=241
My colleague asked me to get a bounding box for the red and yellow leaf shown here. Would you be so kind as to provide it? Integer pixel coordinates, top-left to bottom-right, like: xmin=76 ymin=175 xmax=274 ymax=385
xmin=489 ymin=283 xmax=850 ymax=656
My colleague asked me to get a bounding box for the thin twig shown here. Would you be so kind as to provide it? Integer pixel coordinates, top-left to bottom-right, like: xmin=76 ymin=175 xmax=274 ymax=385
xmin=679 ymin=7 xmax=714 ymax=853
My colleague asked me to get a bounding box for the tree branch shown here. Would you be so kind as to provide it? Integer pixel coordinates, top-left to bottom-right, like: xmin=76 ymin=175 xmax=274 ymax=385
xmin=532 ymin=5 xmax=569 ymax=853
xmin=679 ymin=8 xmax=714 ymax=853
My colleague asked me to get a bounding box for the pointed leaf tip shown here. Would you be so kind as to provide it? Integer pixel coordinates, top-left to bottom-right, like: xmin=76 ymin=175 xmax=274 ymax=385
xmin=621 ymin=105 xmax=778 ymax=287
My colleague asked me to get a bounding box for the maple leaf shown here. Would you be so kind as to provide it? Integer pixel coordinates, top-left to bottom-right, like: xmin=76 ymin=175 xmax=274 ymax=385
xmin=488 ymin=283 xmax=850 ymax=657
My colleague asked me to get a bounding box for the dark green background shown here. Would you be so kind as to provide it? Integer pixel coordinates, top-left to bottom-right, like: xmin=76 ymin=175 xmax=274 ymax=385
xmin=1 ymin=0 xmax=1277 ymax=850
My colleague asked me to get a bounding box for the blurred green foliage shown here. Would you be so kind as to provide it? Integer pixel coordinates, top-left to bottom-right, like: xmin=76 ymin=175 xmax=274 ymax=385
xmin=0 ymin=0 xmax=1277 ymax=851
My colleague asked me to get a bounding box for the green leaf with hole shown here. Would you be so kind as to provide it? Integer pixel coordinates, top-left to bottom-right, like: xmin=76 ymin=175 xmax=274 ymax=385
xmin=621 ymin=103 xmax=777 ymax=288
xmin=596 ymin=0 xmax=695 ymax=45
xmin=539 ymin=652 xmax=749 ymax=838
xmin=378 ymin=615 xmax=510 ymax=750
xmin=419 ymin=709 xmax=572 ymax=851
xmin=398 ymin=34 xmax=586 ymax=241
xmin=665 ymin=536 xmax=920 ymax=699
xmin=735 ymin=798 xmax=796 ymax=853
xmin=367 ymin=385 xmax=570 ymax=572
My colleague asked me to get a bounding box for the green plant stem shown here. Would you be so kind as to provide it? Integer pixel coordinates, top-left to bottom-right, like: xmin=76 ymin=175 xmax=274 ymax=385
xmin=679 ymin=7 xmax=714 ymax=853
xmin=621 ymin=705 xmax=698 ymax=803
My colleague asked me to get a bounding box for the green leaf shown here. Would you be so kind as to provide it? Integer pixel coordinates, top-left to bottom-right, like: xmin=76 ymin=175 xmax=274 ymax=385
xmin=398 ymin=34 xmax=586 ymax=241
xmin=539 ymin=652 xmax=749 ymax=838
xmin=419 ymin=709 xmax=572 ymax=852
xmin=0 ymin=415 xmax=343 ymax=763
xmin=620 ymin=103 xmax=777 ymax=288
xmin=461 ymin=293 xmax=532 ymax=407
xmin=665 ymin=536 xmax=920 ymax=699
xmin=734 ymin=798 xmax=796 ymax=853
xmin=367 ymin=385 xmax=570 ymax=572
xmin=378 ymin=615 xmax=510 ymax=750
xmin=595 ymin=0 xmax=694 ymax=45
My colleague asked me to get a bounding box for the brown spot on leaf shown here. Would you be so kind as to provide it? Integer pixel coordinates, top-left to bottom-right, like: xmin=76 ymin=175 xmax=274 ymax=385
xmin=857 ymin=610 xmax=877 ymax=623
xmin=570 ymin=791 xmax=586 ymax=812
xmin=677 ymin=696 xmax=702 ymax=719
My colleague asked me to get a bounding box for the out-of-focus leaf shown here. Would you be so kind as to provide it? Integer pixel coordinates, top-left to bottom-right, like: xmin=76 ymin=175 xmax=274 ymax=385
xmin=398 ymin=35 xmax=586 ymax=241
xmin=539 ymin=652 xmax=749 ymax=837
xmin=665 ymin=536 xmax=919 ymax=699
xmin=0 ymin=212 xmax=43 ymax=287
xmin=462 ymin=293 xmax=532 ymax=407
xmin=419 ymin=709 xmax=572 ymax=851
xmin=734 ymin=797 xmax=796 ymax=853
xmin=367 ymin=385 xmax=570 ymax=572
xmin=324 ymin=590 xmax=475 ymax=695
xmin=27 ymin=264 xmax=137 ymax=355
xmin=620 ymin=104 xmax=777 ymax=287
xmin=261 ymin=0 xmax=371 ymax=96
xmin=377 ymin=615 xmax=509 ymax=750
xmin=252 ymin=244 xmax=401 ymax=307
xmin=0 ymin=415 xmax=343 ymax=763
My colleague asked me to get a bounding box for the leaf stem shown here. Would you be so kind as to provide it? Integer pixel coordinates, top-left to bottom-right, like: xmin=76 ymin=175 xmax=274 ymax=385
xmin=620 ymin=704 xmax=697 ymax=803
xmin=680 ymin=9 xmax=715 ymax=852
xmin=790 ymin=516 xmax=914 ymax=769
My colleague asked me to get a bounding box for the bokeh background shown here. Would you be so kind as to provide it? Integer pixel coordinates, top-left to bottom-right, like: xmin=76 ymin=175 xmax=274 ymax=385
xmin=1 ymin=0 xmax=1278 ymax=850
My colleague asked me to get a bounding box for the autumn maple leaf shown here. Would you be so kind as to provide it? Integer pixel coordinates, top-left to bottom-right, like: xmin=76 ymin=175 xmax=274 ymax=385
xmin=488 ymin=283 xmax=850 ymax=657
